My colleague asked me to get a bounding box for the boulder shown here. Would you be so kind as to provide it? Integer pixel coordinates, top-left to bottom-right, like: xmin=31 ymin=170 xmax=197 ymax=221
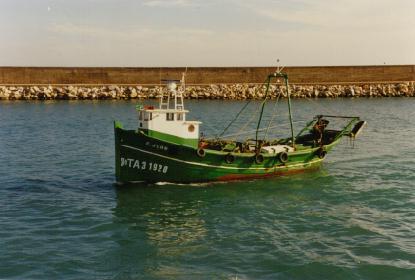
xmin=129 ymin=87 xmax=138 ymax=98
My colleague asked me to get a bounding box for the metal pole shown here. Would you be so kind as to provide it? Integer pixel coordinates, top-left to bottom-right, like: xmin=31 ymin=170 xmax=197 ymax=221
xmin=255 ymin=76 xmax=271 ymax=151
xmin=285 ymin=75 xmax=295 ymax=148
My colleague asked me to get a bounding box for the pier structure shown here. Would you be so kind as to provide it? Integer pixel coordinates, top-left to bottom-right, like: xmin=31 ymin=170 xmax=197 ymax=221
xmin=0 ymin=65 xmax=414 ymax=100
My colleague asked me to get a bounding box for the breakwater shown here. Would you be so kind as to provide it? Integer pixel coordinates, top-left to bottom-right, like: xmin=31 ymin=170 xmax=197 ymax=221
xmin=1 ymin=65 xmax=414 ymax=84
xmin=1 ymin=82 xmax=414 ymax=100
xmin=1 ymin=65 xmax=413 ymax=99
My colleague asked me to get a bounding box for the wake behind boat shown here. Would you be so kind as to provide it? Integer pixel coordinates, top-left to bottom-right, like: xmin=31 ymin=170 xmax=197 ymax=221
xmin=114 ymin=71 xmax=366 ymax=183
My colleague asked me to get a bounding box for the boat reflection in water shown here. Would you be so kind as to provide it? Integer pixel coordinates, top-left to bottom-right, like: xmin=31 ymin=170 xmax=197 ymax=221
xmin=112 ymin=183 xmax=209 ymax=277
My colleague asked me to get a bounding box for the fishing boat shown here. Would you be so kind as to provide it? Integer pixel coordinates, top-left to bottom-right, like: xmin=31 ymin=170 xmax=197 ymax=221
xmin=114 ymin=71 xmax=366 ymax=183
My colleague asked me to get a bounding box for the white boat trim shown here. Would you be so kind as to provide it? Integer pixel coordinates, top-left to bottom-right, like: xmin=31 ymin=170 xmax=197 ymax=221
xmin=121 ymin=144 xmax=323 ymax=171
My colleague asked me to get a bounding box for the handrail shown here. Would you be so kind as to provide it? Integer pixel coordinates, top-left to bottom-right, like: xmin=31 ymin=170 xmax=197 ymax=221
xmin=316 ymin=114 xmax=360 ymax=119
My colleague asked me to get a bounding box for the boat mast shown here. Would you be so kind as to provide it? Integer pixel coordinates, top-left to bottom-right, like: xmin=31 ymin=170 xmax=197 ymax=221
xmin=284 ymin=74 xmax=295 ymax=148
xmin=255 ymin=75 xmax=271 ymax=152
xmin=255 ymin=72 xmax=296 ymax=151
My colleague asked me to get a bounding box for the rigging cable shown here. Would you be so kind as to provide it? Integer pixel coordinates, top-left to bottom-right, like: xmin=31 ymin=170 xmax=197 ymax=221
xmin=231 ymin=98 xmax=263 ymax=139
xmin=263 ymin=85 xmax=282 ymax=141
xmin=220 ymin=120 xmax=308 ymax=139
xmin=216 ymin=98 xmax=253 ymax=138
xmin=216 ymin=78 xmax=269 ymax=139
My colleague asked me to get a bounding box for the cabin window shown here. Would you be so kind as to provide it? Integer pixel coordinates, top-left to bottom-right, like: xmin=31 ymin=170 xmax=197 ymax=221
xmin=166 ymin=113 xmax=174 ymax=121
xmin=177 ymin=113 xmax=183 ymax=121
xmin=144 ymin=112 xmax=152 ymax=121
xmin=138 ymin=111 xmax=143 ymax=121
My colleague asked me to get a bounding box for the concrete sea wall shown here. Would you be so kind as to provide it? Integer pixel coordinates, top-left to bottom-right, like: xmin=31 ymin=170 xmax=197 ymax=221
xmin=0 ymin=65 xmax=414 ymax=100
xmin=1 ymin=65 xmax=414 ymax=84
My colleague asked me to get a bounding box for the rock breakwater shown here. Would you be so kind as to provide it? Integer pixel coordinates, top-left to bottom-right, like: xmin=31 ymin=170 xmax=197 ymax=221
xmin=0 ymin=83 xmax=414 ymax=100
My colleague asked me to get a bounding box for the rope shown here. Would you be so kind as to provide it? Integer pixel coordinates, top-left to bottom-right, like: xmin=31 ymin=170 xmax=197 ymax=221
xmin=231 ymin=100 xmax=263 ymax=139
xmin=217 ymin=120 xmax=308 ymax=139
xmin=216 ymin=78 xmax=269 ymax=138
xmin=216 ymin=99 xmax=253 ymax=138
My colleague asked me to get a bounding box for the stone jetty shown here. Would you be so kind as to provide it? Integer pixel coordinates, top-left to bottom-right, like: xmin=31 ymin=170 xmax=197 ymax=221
xmin=0 ymin=83 xmax=414 ymax=100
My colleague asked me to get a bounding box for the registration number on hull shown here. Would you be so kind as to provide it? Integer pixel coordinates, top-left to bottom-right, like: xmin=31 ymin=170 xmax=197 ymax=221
xmin=120 ymin=157 xmax=168 ymax=174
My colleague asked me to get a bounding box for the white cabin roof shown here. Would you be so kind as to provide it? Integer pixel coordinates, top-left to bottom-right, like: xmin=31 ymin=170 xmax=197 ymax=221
xmin=143 ymin=108 xmax=189 ymax=113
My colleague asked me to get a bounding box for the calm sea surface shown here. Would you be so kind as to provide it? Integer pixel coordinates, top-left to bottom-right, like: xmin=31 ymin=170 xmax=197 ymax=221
xmin=0 ymin=98 xmax=414 ymax=279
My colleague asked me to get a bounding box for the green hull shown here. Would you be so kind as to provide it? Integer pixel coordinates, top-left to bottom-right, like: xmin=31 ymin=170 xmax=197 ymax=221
xmin=114 ymin=122 xmax=339 ymax=184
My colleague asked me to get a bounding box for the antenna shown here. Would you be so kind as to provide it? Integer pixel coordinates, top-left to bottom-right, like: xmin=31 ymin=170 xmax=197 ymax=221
xmin=275 ymin=59 xmax=285 ymax=83
xmin=276 ymin=59 xmax=285 ymax=74
xmin=181 ymin=67 xmax=188 ymax=89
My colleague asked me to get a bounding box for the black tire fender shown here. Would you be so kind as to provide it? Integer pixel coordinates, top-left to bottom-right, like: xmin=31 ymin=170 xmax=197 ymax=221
xmin=278 ymin=151 xmax=288 ymax=163
xmin=225 ymin=153 xmax=235 ymax=164
xmin=254 ymin=153 xmax=264 ymax=164
xmin=197 ymin=148 xmax=206 ymax=157
xmin=317 ymin=148 xmax=327 ymax=159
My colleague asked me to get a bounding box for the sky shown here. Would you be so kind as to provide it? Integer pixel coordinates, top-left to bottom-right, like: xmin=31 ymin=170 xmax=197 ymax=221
xmin=0 ymin=0 xmax=414 ymax=67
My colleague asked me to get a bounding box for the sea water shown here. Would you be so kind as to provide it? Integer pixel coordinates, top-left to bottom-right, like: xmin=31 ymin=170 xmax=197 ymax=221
xmin=0 ymin=98 xmax=414 ymax=279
